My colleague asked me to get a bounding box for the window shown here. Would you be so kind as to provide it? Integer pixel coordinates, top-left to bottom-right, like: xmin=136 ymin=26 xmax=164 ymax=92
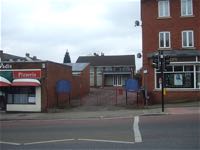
xmin=7 ymin=87 xmax=36 ymax=104
xmin=182 ymin=30 xmax=194 ymax=48
xmin=159 ymin=32 xmax=171 ymax=48
xmin=155 ymin=65 xmax=200 ymax=89
xmin=158 ymin=0 xmax=170 ymax=17
xmin=181 ymin=0 xmax=193 ymax=16
xmin=196 ymin=65 xmax=200 ymax=88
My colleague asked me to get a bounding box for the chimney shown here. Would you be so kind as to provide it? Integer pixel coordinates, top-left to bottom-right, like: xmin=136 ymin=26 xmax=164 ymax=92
xmin=33 ymin=56 xmax=37 ymax=60
xmin=26 ymin=53 xmax=30 ymax=57
xmin=0 ymin=50 xmax=3 ymax=61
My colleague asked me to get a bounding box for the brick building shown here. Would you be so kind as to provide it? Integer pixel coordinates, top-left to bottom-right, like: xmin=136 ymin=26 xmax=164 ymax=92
xmin=141 ymin=0 xmax=200 ymax=103
xmin=0 ymin=51 xmax=90 ymax=112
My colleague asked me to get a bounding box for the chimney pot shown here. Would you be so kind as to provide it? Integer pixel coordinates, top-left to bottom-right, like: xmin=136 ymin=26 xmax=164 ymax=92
xmin=26 ymin=53 xmax=30 ymax=57
xmin=33 ymin=56 xmax=37 ymax=60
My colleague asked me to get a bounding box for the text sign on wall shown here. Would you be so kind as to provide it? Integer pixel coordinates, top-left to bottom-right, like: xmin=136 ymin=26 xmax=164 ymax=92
xmin=13 ymin=70 xmax=41 ymax=79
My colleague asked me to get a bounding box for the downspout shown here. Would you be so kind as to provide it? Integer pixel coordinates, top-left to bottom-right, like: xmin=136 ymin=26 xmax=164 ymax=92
xmin=45 ymin=62 xmax=49 ymax=112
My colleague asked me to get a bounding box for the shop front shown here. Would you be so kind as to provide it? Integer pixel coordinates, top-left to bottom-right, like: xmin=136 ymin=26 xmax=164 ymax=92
xmin=0 ymin=61 xmax=73 ymax=112
xmin=0 ymin=69 xmax=42 ymax=112
xmin=148 ymin=50 xmax=200 ymax=103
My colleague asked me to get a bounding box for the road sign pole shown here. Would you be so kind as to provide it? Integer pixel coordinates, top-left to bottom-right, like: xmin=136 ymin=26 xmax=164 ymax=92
xmin=160 ymin=51 xmax=164 ymax=112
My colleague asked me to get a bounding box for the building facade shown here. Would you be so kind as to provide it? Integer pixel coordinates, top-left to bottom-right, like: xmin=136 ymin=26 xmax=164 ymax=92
xmin=141 ymin=0 xmax=200 ymax=103
xmin=0 ymin=51 xmax=90 ymax=112
xmin=76 ymin=55 xmax=135 ymax=87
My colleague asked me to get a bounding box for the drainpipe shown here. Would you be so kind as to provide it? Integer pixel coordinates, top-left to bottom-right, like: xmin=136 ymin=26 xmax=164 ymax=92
xmin=44 ymin=62 xmax=49 ymax=112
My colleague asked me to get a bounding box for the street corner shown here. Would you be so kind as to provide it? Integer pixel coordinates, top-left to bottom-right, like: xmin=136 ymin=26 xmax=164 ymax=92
xmin=166 ymin=107 xmax=200 ymax=115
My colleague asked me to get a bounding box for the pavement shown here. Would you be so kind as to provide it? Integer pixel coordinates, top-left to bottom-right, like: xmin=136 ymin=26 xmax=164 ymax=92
xmin=0 ymin=101 xmax=199 ymax=121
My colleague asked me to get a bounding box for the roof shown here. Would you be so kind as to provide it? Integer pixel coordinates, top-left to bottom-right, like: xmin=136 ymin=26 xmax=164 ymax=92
xmin=0 ymin=50 xmax=40 ymax=62
xmin=66 ymin=63 xmax=89 ymax=72
xmin=148 ymin=50 xmax=200 ymax=58
xmin=76 ymin=55 xmax=135 ymax=66
xmin=1 ymin=52 xmax=26 ymax=61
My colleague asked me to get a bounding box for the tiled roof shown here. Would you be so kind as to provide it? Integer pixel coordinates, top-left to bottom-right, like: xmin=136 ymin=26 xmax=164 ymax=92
xmin=1 ymin=52 xmax=26 ymax=61
xmin=76 ymin=55 xmax=135 ymax=67
xmin=0 ymin=50 xmax=40 ymax=62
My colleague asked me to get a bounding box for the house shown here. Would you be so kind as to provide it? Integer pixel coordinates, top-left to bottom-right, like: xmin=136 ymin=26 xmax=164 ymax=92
xmin=141 ymin=0 xmax=200 ymax=103
xmin=0 ymin=51 xmax=90 ymax=112
xmin=76 ymin=55 xmax=135 ymax=87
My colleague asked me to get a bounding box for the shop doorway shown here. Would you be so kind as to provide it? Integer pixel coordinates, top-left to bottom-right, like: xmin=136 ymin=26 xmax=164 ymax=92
xmin=0 ymin=89 xmax=7 ymax=110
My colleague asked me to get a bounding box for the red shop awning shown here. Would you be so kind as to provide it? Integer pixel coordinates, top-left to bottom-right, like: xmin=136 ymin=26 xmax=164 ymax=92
xmin=0 ymin=76 xmax=11 ymax=87
xmin=12 ymin=79 xmax=41 ymax=87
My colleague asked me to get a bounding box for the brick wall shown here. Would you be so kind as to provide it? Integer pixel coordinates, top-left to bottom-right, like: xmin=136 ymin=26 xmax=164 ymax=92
xmin=71 ymin=64 xmax=90 ymax=99
xmin=141 ymin=0 xmax=200 ymax=103
xmin=45 ymin=61 xmax=72 ymax=110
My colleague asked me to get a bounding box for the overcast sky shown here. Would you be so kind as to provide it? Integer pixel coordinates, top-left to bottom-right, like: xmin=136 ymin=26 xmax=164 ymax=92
xmin=1 ymin=0 xmax=142 ymax=70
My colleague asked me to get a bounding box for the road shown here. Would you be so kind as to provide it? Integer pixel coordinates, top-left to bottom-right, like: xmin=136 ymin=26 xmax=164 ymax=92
xmin=0 ymin=113 xmax=199 ymax=150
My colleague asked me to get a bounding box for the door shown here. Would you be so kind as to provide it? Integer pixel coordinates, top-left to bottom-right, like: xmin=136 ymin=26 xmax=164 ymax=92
xmin=113 ymin=75 xmax=122 ymax=86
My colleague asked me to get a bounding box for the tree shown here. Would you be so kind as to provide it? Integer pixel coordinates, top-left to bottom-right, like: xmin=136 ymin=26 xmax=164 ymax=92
xmin=63 ymin=50 xmax=71 ymax=63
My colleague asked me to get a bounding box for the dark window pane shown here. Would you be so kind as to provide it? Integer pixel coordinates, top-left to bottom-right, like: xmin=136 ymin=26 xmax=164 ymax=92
xmin=165 ymin=66 xmax=173 ymax=72
xmin=182 ymin=32 xmax=187 ymax=46
xmin=196 ymin=65 xmax=200 ymax=71
xmin=197 ymin=73 xmax=200 ymax=88
xmin=188 ymin=32 xmax=193 ymax=46
xmin=184 ymin=65 xmax=193 ymax=71
xmin=174 ymin=66 xmax=183 ymax=71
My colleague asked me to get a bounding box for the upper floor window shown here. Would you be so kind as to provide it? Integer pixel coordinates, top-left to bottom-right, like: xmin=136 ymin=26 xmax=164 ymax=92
xmin=159 ymin=32 xmax=171 ymax=48
xmin=181 ymin=0 xmax=193 ymax=16
xmin=182 ymin=30 xmax=194 ymax=48
xmin=158 ymin=0 xmax=170 ymax=17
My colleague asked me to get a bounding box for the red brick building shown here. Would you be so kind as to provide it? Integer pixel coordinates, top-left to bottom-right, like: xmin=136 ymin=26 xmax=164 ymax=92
xmin=141 ymin=0 xmax=200 ymax=103
xmin=0 ymin=51 xmax=90 ymax=112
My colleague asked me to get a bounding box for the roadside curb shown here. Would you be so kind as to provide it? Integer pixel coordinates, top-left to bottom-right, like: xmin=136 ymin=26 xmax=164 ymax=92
xmin=1 ymin=106 xmax=199 ymax=122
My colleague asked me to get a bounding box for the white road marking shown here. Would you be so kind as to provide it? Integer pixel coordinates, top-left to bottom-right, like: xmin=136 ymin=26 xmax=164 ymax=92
xmin=78 ymin=138 xmax=135 ymax=144
xmin=133 ymin=116 xmax=142 ymax=143
xmin=23 ymin=139 xmax=75 ymax=145
xmin=0 ymin=141 xmax=21 ymax=145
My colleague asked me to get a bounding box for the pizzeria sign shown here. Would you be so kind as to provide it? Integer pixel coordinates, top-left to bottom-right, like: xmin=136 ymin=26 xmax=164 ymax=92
xmin=13 ymin=70 xmax=41 ymax=79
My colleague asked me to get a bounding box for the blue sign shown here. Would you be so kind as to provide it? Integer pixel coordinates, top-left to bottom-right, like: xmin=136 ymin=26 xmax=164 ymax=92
xmin=56 ymin=80 xmax=71 ymax=93
xmin=125 ymin=79 xmax=139 ymax=92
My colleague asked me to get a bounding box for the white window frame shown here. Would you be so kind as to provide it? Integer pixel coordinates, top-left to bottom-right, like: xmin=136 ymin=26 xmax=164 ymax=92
xmin=158 ymin=0 xmax=170 ymax=17
xmin=182 ymin=30 xmax=194 ymax=48
xmin=181 ymin=0 xmax=193 ymax=16
xmin=113 ymin=75 xmax=122 ymax=86
xmin=159 ymin=31 xmax=171 ymax=48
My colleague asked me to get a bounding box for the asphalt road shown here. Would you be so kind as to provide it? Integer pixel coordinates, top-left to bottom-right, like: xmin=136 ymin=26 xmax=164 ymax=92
xmin=0 ymin=114 xmax=199 ymax=150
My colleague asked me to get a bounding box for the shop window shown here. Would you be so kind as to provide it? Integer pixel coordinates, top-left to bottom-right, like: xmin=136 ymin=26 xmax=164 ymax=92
xmin=181 ymin=0 xmax=193 ymax=16
xmin=174 ymin=66 xmax=183 ymax=71
xmin=158 ymin=0 xmax=170 ymax=17
xmin=157 ymin=73 xmax=194 ymax=88
xmin=184 ymin=65 xmax=194 ymax=71
xmin=165 ymin=66 xmax=173 ymax=72
xmin=156 ymin=65 xmax=199 ymax=89
xmin=7 ymin=87 xmax=36 ymax=104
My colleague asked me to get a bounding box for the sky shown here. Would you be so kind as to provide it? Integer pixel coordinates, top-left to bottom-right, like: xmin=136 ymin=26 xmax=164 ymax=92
xmin=1 ymin=0 xmax=142 ymax=70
